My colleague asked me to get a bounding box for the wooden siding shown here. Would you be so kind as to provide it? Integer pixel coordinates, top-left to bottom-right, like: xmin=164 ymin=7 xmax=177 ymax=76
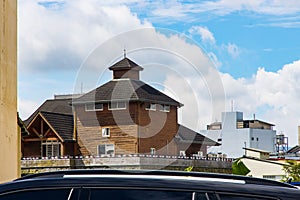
xmin=22 ymin=141 xmax=40 ymax=157
xmin=75 ymin=101 xmax=179 ymax=156
xmin=76 ymin=116 xmax=138 ymax=156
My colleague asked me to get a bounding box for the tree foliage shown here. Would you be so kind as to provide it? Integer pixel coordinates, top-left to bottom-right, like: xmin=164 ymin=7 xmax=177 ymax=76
xmin=282 ymin=160 xmax=300 ymax=182
xmin=232 ymin=159 xmax=250 ymax=176
xmin=184 ymin=166 xmax=193 ymax=172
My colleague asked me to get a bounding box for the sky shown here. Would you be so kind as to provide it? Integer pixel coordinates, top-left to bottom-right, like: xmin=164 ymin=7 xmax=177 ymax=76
xmin=18 ymin=0 xmax=300 ymax=146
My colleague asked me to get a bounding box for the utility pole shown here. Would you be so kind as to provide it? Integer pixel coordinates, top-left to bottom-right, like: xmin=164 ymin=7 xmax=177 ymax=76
xmin=0 ymin=0 xmax=19 ymax=183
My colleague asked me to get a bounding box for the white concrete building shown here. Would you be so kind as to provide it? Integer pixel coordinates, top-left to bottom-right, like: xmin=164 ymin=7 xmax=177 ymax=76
xmin=200 ymin=111 xmax=276 ymax=158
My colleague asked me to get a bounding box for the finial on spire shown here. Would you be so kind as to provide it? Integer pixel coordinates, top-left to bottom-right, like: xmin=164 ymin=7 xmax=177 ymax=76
xmin=123 ymin=48 xmax=126 ymax=58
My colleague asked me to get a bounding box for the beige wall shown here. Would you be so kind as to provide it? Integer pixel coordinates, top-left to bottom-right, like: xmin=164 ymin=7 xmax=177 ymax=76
xmin=241 ymin=158 xmax=285 ymax=181
xmin=0 ymin=0 xmax=19 ymax=183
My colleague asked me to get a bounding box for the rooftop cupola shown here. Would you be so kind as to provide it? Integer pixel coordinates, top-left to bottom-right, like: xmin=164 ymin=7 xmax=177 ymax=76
xmin=109 ymin=57 xmax=143 ymax=80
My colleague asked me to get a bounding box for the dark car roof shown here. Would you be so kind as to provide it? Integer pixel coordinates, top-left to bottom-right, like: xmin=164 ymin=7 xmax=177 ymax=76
xmin=0 ymin=170 xmax=299 ymax=199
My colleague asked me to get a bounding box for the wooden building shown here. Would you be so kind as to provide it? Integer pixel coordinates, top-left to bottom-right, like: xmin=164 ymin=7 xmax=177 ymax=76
xmin=72 ymin=57 xmax=218 ymax=156
xmin=23 ymin=57 xmax=219 ymax=158
xmin=23 ymin=98 xmax=76 ymax=157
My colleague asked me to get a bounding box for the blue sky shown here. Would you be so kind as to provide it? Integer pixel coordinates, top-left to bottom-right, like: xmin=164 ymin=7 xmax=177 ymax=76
xmin=132 ymin=3 xmax=300 ymax=78
xmin=18 ymin=0 xmax=300 ymax=146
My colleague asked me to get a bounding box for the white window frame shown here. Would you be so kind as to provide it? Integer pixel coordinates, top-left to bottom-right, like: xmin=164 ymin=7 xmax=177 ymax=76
xmin=108 ymin=101 xmax=126 ymax=110
xmin=159 ymin=104 xmax=170 ymax=112
xmin=101 ymin=127 xmax=110 ymax=137
xmin=179 ymin=150 xmax=186 ymax=156
xmin=98 ymin=144 xmax=115 ymax=156
xmin=85 ymin=102 xmax=103 ymax=111
xmin=41 ymin=141 xmax=60 ymax=157
xmin=145 ymin=103 xmax=156 ymax=111
xmin=150 ymin=147 xmax=156 ymax=155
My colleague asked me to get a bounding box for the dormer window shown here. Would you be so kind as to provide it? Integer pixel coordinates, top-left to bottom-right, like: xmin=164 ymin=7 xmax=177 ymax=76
xmin=85 ymin=103 xmax=103 ymax=111
xmin=145 ymin=103 xmax=156 ymax=111
xmin=159 ymin=104 xmax=170 ymax=112
xmin=109 ymin=101 xmax=126 ymax=110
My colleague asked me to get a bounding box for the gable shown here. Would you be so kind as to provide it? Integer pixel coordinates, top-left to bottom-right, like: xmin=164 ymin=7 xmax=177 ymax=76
xmin=24 ymin=98 xmax=73 ymax=126
xmin=25 ymin=112 xmax=74 ymax=142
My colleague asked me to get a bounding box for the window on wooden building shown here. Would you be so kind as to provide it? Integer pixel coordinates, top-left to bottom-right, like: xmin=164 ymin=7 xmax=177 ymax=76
xmin=179 ymin=150 xmax=186 ymax=156
xmin=150 ymin=147 xmax=156 ymax=155
xmin=101 ymin=127 xmax=110 ymax=137
xmin=145 ymin=103 xmax=156 ymax=111
xmin=108 ymin=101 xmax=126 ymax=110
xmin=42 ymin=141 xmax=60 ymax=157
xmin=98 ymin=144 xmax=115 ymax=155
xmin=85 ymin=103 xmax=103 ymax=111
xmin=159 ymin=104 xmax=170 ymax=112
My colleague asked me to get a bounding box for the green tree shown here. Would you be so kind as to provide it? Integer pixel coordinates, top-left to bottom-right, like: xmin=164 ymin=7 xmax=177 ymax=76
xmin=184 ymin=166 xmax=193 ymax=172
xmin=232 ymin=158 xmax=250 ymax=176
xmin=282 ymin=160 xmax=300 ymax=182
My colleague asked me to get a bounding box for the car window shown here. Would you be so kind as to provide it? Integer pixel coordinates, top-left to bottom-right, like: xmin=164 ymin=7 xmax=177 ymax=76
xmin=216 ymin=193 xmax=278 ymax=200
xmin=196 ymin=192 xmax=217 ymax=200
xmin=88 ymin=189 xmax=192 ymax=200
xmin=0 ymin=188 xmax=71 ymax=200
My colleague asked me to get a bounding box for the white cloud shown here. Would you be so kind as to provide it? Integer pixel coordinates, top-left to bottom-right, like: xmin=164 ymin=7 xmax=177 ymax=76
xmin=18 ymin=0 xmax=152 ymax=72
xmin=151 ymin=0 xmax=300 ymax=16
xmin=18 ymin=0 xmax=152 ymax=118
xmin=219 ymin=60 xmax=300 ymax=146
xmin=189 ymin=26 xmax=216 ymax=44
xmin=144 ymin=0 xmax=300 ymax=27
xmin=163 ymin=59 xmax=300 ymax=147
xmin=18 ymin=98 xmax=40 ymax=119
xmin=226 ymin=43 xmax=240 ymax=58
xmin=207 ymin=52 xmax=222 ymax=68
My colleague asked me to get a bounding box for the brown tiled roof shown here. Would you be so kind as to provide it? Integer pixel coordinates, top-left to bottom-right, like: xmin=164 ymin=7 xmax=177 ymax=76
xmin=40 ymin=111 xmax=74 ymax=142
xmin=24 ymin=98 xmax=73 ymax=126
xmin=109 ymin=57 xmax=143 ymax=71
xmin=176 ymin=124 xmax=220 ymax=146
xmin=73 ymin=79 xmax=182 ymax=107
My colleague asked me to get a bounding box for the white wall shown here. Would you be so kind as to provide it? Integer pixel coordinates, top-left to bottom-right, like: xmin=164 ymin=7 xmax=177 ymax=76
xmin=249 ymin=129 xmax=276 ymax=153
xmin=241 ymin=158 xmax=285 ymax=181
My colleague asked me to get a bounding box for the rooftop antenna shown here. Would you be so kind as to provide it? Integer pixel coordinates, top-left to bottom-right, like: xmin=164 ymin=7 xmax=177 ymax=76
xmin=123 ymin=48 xmax=126 ymax=58
xmin=81 ymin=82 xmax=83 ymax=94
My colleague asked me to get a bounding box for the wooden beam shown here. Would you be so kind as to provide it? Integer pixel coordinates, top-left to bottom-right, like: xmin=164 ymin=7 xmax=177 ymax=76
xmin=44 ymin=128 xmax=51 ymax=137
xmin=41 ymin=119 xmax=43 ymax=135
xmin=24 ymin=138 xmax=58 ymax=142
xmin=32 ymin=127 xmax=41 ymax=138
